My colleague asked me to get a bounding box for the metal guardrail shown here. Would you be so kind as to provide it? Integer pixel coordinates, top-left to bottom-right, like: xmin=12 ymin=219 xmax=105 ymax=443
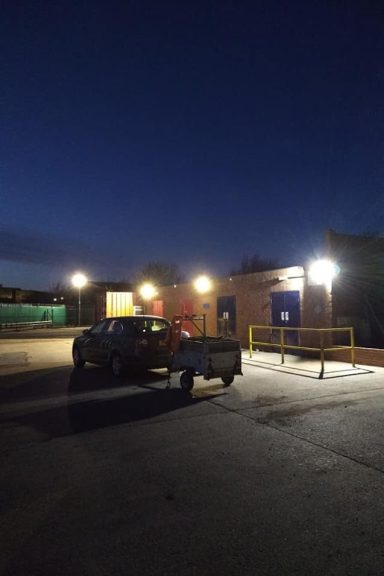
xmin=249 ymin=325 xmax=355 ymax=379
xmin=0 ymin=320 xmax=53 ymax=331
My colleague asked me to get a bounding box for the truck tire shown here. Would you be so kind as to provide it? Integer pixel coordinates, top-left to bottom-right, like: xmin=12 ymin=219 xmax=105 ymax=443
xmin=72 ymin=346 xmax=85 ymax=369
xmin=111 ymin=352 xmax=124 ymax=377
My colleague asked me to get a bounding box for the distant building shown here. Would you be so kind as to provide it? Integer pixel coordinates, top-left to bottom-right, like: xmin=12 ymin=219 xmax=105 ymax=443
xmin=3 ymin=230 xmax=384 ymax=350
xmin=0 ymin=284 xmax=56 ymax=304
xmin=326 ymin=229 xmax=384 ymax=347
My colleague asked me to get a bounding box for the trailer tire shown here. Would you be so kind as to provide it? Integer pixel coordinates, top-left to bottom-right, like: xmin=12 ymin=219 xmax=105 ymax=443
xmin=222 ymin=376 xmax=234 ymax=387
xmin=180 ymin=370 xmax=194 ymax=391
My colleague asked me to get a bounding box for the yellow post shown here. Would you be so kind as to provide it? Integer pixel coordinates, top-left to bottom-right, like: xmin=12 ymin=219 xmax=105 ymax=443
xmin=249 ymin=325 xmax=253 ymax=358
xmin=280 ymin=327 xmax=285 ymax=364
xmin=350 ymin=327 xmax=355 ymax=367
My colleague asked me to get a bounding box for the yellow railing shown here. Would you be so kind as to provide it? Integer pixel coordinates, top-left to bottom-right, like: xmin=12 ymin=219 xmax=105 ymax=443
xmin=248 ymin=325 xmax=355 ymax=379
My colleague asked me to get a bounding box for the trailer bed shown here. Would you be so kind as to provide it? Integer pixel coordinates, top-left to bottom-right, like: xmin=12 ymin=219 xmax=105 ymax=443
xmin=172 ymin=336 xmax=242 ymax=389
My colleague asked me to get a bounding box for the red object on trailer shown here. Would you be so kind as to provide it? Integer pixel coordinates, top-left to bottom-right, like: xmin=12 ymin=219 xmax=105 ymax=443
xmin=180 ymin=298 xmax=194 ymax=335
xmin=166 ymin=315 xmax=184 ymax=353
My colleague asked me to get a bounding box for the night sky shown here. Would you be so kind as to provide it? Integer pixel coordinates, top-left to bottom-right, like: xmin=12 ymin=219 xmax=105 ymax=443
xmin=1 ymin=1 xmax=383 ymax=290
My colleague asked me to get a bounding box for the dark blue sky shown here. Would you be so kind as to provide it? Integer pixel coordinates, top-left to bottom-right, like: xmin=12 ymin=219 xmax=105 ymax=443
xmin=1 ymin=1 xmax=383 ymax=290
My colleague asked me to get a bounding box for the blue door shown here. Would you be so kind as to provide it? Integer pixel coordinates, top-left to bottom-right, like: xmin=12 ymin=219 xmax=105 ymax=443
xmin=271 ymin=291 xmax=300 ymax=345
xmin=217 ymin=295 xmax=236 ymax=337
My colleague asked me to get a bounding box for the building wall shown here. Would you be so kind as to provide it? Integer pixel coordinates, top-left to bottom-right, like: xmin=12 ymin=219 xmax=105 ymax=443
xmin=327 ymin=347 xmax=384 ymax=368
xmin=0 ymin=286 xmax=19 ymax=302
xmin=326 ymin=229 xmax=384 ymax=348
xmin=152 ymin=266 xmax=308 ymax=347
xmin=0 ymin=285 xmax=56 ymax=304
xmin=300 ymin=283 xmax=333 ymax=348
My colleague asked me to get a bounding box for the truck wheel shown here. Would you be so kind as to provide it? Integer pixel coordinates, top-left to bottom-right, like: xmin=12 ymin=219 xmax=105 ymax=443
xmin=222 ymin=376 xmax=234 ymax=387
xmin=72 ymin=346 xmax=85 ymax=368
xmin=111 ymin=353 xmax=124 ymax=377
xmin=180 ymin=371 xmax=194 ymax=391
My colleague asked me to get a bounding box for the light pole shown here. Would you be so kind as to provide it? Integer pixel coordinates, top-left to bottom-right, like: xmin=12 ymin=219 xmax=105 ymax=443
xmin=72 ymin=273 xmax=88 ymax=326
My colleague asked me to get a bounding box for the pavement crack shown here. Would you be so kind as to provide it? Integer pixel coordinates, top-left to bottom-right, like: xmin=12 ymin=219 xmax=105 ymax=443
xmin=207 ymin=396 xmax=384 ymax=476
xmin=260 ymin=420 xmax=384 ymax=476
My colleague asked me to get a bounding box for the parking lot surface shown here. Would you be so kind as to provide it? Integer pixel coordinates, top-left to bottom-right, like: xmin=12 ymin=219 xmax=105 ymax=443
xmin=2 ymin=332 xmax=384 ymax=575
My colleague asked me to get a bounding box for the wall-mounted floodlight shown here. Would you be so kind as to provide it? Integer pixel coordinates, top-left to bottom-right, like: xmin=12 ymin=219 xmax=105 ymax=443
xmin=194 ymin=275 xmax=212 ymax=294
xmin=308 ymin=259 xmax=339 ymax=288
xmin=139 ymin=282 xmax=157 ymax=301
xmin=72 ymin=272 xmax=88 ymax=326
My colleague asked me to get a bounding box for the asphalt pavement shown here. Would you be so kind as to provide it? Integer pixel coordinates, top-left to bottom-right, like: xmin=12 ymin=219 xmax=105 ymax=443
xmin=2 ymin=333 xmax=384 ymax=575
xmin=0 ymin=326 xmax=87 ymax=339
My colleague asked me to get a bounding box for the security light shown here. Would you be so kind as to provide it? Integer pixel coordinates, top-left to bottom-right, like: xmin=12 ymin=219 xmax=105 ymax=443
xmin=308 ymin=259 xmax=339 ymax=287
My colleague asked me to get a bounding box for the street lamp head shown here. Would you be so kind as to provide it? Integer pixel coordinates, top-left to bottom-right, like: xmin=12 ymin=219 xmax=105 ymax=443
xmin=72 ymin=272 xmax=88 ymax=289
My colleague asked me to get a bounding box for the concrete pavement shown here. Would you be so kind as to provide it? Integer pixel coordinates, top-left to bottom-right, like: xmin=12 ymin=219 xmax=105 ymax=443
xmin=0 ymin=332 xmax=378 ymax=379
xmin=2 ymin=336 xmax=384 ymax=574
xmin=243 ymin=349 xmax=372 ymax=379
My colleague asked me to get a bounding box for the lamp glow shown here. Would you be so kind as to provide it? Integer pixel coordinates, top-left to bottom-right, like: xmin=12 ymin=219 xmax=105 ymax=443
xmin=71 ymin=273 xmax=87 ymax=289
xmin=308 ymin=259 xmax=339 ymax=287
xmin=194 ymin=275 xmax=212 ymax=294
xmin=139 ymin=283 xmax=157 ymax=300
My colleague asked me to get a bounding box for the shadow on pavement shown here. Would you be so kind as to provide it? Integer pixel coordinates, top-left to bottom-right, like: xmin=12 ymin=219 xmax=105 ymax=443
xmin=0 ymin=365 xmax=169 ymax=402
xmin=68 ymin=365 xmax=171 ymax=393
xmin=0 ymin=366 xmax=74 ymax=402
xmin=243 ymin=358 xmax=374 ymax=380
xmin=2 ymin=367 xmax=219 ymax=439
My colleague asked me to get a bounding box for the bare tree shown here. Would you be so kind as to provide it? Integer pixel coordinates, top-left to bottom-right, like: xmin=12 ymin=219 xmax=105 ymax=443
xmin=134 ymin=262 xmax=184 ymax=287
xmin=230 ymin=254 xmax=279 ymax=276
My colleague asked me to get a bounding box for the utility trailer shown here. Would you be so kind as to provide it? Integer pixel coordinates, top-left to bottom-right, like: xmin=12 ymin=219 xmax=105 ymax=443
xmin=170 ymin=315 xmax=242 ymax=391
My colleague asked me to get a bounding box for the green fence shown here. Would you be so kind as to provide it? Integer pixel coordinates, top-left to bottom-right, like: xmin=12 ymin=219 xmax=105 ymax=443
xmin=65 ymin=304 xmax=96 ymax=326
xmin=0 ymin=304 xmax=67 ymax=327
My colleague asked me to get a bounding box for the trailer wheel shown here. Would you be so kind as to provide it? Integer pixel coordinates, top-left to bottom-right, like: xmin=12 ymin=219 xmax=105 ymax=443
xmin=180 ymin=370 xmax=194 ymax=391
xmin=222 ymin=376 xmax=234 ymax=387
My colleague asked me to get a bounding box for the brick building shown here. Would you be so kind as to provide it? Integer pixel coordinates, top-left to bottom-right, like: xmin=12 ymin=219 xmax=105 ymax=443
xmin=326 ymin=229 xmax=384 ymax=348
xmin=140 ymin=265 xmax=331 ymax=348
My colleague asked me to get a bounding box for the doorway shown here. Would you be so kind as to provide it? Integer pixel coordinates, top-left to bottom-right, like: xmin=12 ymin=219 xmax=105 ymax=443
xmin=271 ymin=291 xmax=300 ymax=345
xmin=217 ymin=295 xmax=236 ymax=337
